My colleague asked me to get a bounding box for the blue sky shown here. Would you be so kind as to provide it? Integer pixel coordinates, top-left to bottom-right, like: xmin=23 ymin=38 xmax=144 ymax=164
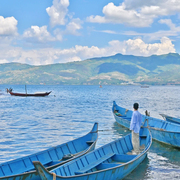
xmin=0 ymin=0 xmax=180 ymax=65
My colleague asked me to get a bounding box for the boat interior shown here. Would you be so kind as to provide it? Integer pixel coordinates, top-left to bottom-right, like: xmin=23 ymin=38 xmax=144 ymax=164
xmin=51 ymin=128 xmax=151 ymax=177
xmin=0 ymin=131 xmax=97 ymax=177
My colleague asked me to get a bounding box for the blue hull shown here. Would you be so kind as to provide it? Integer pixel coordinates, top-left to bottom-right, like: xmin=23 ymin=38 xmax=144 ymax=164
xmin=150 ymin=128 xmax=180 ymax=147
xmin=160 ymin=114 xmax=180 ymax=124
xmin=113 ymin=101 xmax=180 ymax=148
xmin=0 ymin=123 xmax=98 ymax=180
xmin=33 ymin=127 xmax=152 ymax=180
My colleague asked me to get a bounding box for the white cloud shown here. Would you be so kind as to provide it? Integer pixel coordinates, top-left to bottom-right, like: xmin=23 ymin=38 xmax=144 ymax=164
xmin=0 ymin=16 xmax=18 ymax=36
xmin=46 ymin=0 xmax=69 ymax=27
xmin=66 ymin=18 xmax=82 ymax=35
xmin=87 ymin=2 xmax=153 ymax=27
xmin=124 ymin=0 xmax=180 ymax=14
xmin=125 ymin=37 xmax=175 ymax=56
xmin=22 ymin=20 xmax=82 ymax=44
xmin=0 ymin=59 xmax=9 ymax=64
xmin=0 ymin=37 xmax=176 ymax=65
xmin=23 ymin=26 xmax=55 ymax=42
xmin=159 ymin=19 xmax=180 ymax=31
xmin=100 ymin=30 xmax=117 ymax=34
xmin=53 ymin=28 xmax=63 ymax=41
xmin=125 ymin=30 xmax=178 ymax=42
xmin=87 ymin=0 xmax=180 ymax=27
xmin=97 ymin=19 xmax=180 ymax=42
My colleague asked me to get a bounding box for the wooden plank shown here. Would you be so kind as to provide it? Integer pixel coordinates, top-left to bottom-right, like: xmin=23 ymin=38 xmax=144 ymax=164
xmin=75 ymin=153 xmax=115 ymax=174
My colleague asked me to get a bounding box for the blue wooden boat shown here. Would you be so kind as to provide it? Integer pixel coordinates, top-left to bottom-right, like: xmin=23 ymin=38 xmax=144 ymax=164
xmin=113 ymin=101 xmax=180 ymax=148
xmin=160 ymin=114 xmax=180 ymax=124
xmin=33 ymin=127 xmax=152 ymax=180
xmin=0 ymin=123 xmax=98 ymax=180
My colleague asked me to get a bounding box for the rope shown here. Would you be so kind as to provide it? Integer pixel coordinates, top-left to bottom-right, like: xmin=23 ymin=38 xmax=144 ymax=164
xmin=52 ymin=172 xmax=56 ymax=180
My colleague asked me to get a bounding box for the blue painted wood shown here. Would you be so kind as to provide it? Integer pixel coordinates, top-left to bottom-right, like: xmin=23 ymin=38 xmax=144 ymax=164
xmin=0 ymin=123 xmax=98 ymax=180
xmin=33 ymin=127 xmax=152 ymax=180
xmin=160 ymin=114 xmax=180 ymax=124
xmin=113 ymin=101 xmax=180 ymax=148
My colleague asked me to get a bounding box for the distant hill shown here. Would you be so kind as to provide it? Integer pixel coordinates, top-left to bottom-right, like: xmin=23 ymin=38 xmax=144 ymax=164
xmin=1 ymin=53 xmax=180 ymax=85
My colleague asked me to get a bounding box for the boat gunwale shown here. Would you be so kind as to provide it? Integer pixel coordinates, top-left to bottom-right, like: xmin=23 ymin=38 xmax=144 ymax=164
xmin=159 ymin=114 xmax=180 ymax=124
xmin=149 ymin=126 xmax=180 ymax=134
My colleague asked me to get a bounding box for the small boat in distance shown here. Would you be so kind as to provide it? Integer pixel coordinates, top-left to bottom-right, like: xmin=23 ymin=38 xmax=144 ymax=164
xmin=6 ymin=88 xmax=51 ymax=97
xmin=141 ymin=85 xmax=149 ymax=88
xmin=160 ymin=114 xmax=180 ymax=124
xmin=0 ymin=123 xmax=98 ymax=180
xmin=33 ymin=127 xmax=152 ymax=180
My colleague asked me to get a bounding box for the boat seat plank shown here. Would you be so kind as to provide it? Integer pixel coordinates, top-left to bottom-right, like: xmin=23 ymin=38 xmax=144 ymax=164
xmin=96 ymin=163 xmax=119 ymax=170
xmin=140 ymin=135 xmax=147 ymax=138
xmin=75 ymin=153 xmax=115 ymax=175
xmin=112 ymin=154 xmax=136 ymax=163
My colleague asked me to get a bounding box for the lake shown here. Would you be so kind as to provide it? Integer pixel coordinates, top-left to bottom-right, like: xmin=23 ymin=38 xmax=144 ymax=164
xmin=0 ymin=85 xmax=180 ymax=179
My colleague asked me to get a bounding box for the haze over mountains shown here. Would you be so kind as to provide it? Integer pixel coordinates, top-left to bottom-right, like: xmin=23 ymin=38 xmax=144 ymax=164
xmin=0 ymin=53 xmax=180 ymax=85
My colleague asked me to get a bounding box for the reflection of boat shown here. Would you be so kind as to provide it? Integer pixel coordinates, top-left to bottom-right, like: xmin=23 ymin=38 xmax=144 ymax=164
xmin=113 ymin=101 xmax=180 ymax=148
xmin=33 ymin=127 xmax=152 ymax=180
xmin=0 ymin=123 xmax=98 ymax=180
xmin=6 ymin=88 xmax=51 ymax=97
xmin=160 ymin=114 xmax=180 ymax=124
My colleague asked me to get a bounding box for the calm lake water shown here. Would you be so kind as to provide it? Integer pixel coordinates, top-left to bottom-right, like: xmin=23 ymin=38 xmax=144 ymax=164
xmin=0 ymin=85 xmax=180 ymax=179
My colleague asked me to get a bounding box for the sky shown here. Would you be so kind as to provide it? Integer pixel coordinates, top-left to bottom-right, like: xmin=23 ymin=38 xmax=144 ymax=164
xmin=0 ymin=0 xmax=180 ymax=65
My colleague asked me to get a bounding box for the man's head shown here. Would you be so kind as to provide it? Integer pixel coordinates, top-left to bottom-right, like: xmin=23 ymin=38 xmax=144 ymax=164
xmin=133 ymin=103 xmax=139 ymax=110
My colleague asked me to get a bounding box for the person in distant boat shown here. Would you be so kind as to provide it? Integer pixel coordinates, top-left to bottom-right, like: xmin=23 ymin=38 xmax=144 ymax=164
xmin=130 ymin=103 xmax=142 ymax=154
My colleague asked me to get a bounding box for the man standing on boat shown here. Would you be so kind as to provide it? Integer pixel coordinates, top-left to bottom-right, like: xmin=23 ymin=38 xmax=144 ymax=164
xmin=130 ymin=103 xmax=142 ymax=154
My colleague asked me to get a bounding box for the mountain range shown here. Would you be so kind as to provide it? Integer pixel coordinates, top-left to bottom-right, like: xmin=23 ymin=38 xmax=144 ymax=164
xmin=1 ymin=53 xmax=180 ymax=85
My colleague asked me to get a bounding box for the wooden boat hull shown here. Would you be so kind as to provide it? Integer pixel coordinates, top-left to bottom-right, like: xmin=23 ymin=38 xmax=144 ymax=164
xmin=113 ymin=101 xmax=180 ymax=148
xmin=8 ymin=91 xmax=51 ymax=97
xmin=160 ymin=114 xmax=180 ymax=124
xmin=0 ymin=123 xmax=98 ymax=180
xmin=150 ymin=128 xmax=180 ymax=147
xmin=33 ymin=127 xmax=152 ymax=180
